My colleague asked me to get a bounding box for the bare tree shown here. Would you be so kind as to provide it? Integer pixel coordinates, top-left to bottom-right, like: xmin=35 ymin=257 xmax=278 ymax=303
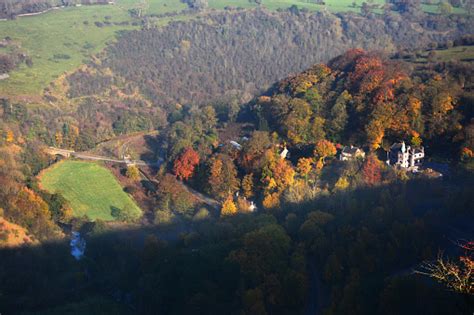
xmin=415 ymin=240 xmax=473 ymax=295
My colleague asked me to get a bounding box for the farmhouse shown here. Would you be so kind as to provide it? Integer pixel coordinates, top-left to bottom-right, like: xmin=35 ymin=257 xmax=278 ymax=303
xmin=339 ymin=145 xmax=365 ymax=161
xmin=389 ymin=141 xmax=424 ymax=170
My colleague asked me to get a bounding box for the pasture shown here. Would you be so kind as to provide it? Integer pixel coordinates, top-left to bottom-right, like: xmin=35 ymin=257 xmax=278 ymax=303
xmin=0 ymin=0 xmax=187 ymax=96
xmin=39 ymin=160 xmax=142 ymax=221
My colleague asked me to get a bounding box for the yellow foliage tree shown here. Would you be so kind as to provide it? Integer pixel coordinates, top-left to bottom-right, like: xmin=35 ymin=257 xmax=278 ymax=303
xmin=126 ymin=165 xmax=141 ymax=181
xmin=221 ymin=196 xmax=237 ymax=216
xmin=366 ymin=120 xmax=385 ymax=150
xmin=241 ymin=173 xmax=254 ymax=198
xmin=314 ymin=139 xmax=337 ymax=165
xmin=5 ymin=130 xmax=14 ymax=143
xmin=55 ymin=131 xmax=63 ymax=147
xmin=297 ymin=157 xmax=313 ymax=179
xmin=334 ymin=176 xmax=350 ymax=191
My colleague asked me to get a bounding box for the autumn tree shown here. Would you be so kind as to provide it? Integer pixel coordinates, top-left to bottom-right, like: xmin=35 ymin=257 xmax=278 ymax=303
xmin=261 ymin=149 xmax=295 ymax=209
xmin=362 ymin=155 xmax=381 ymax=186
xmin=314 ymin=139 xmax=337 ymax=166
xmin=416 ymin=240 xmax=473 ymax=295
xmin=241 ymin=173 xmax=254 ymax=198
xmin=157 ymin=173 xmax=196 ymax=216
xmin=207 ymin=154 xmax=240 ymax=200
xmin=241 ymin=131 xmax=272 ymax=172
xmin=334 ymin=176 xmax=350 ymax=191
xmin=126 ymin=164 xmax=140 ymax=181
xmin=327 ymin=90 xmax=351 ymax=141
xmin=221 ymin=196 xmax=237 ymax=216
xmin=427 ymin=93 xmax=456 ymax=138
xmin=10 ymin=187 xmax=60 ymax=240
xmin=229 ymin=224 xmax=291 ymax=279
xmin=410 ymin=131 xmax=422 ymax=147
xmin=282 ymin=98 xmax=312 ymax=144
xmin=297 ymin=157 xmax=313 ymax=180
xmin=5 ymin=130 xmax=14 ymax=143
xmin=309 ymin=116 xmax=326 ymax=143
xmin=173 ymin=147 xmax=200 ymax=181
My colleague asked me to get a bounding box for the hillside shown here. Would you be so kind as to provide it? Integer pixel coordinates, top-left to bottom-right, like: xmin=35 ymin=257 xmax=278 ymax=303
xmin=72 ymin=9 xmax=473 ymax=107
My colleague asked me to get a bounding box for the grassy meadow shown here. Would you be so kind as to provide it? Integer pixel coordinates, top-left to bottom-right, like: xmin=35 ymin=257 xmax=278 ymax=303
xmin=0 ymin=0 xmax=187 ymax=96
xmin=39 ymin=160 xmax=141 ymax=221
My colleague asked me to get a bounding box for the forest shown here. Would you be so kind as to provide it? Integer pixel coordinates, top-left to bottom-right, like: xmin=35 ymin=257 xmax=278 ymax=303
xmin=65 ymin=8 xmax=474 ymax=107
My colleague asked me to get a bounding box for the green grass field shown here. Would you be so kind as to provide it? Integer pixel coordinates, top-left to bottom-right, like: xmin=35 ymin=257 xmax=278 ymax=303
xmin=204 ymin=0 xmax=389 ymax=12
xmin=428 ymin=45 xmax=474 ymax=61
xmin=413 ymin=45 xmax=474 ymax=63
xmin=40 ymin=160 xmax=142 ymax=221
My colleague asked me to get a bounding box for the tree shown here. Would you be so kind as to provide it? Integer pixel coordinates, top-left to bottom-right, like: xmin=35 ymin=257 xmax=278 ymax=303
xmin=310 ymin=116 xmax=326 ymax=143
xmin=208 ymin=154 xmax=240 ymax=200
xmin=229 ymin=224 xmax=291 ymax=279
xmin=283 ymin=98 xmax=312 ymax=144
xmin=410 ymin=132 xmax=422 ymax=147
xmin=460 ymin=147 xmax=473 ymax=161
xmin=313 ymin=139 xmax=336 ymax=165
xmin=173 ymin=147 xmax=200 ymax=181
xmin=156 ymin=174 xmax=196 ymax=216
xmin=126 ymin=164 xmax=140 ymax=181
xmin=241 ymin=173 xmax=254 ymax=198
xmin=438 ymin=1 xmax=453 ymax=14
xmin=5 ymin=130 xmax=14 ymax=143
xmin=334 ymin=176 xmax=350 ymax=190
xmin=362 ymin=155 xmax=381 ymax=186
xmin=54 ymin=131 xmax=63 ymax=147
xmin=262 ymin=192 xmax=281 ymax=209
xmin=11 ymin=187 xmax=59 ymax=240
xmin=416 ymin=241 xmax=473 ymax=295
xmin=111 ymin=204 xmax=141 ymax=222
xmin=327 ymin=91 xmax=350 ymax=141
xmin=221 ymin=196 xmax=237 ymax=216
xmin=297 ymin=158 xmax=313 ymax=179
xmin=241 ymin=131 xmax=272 ymax=171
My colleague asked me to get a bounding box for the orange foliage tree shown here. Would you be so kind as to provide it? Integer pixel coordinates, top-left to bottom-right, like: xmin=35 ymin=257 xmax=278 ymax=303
xmin=173 ymin=147 xmax=200 ymax=181
xmin=261 ymin=149 xmax=296 ymax=209
xmin=207 ymin=154 xmax=240 ymax=200
xmin=362 ymin=155 xmax=381 ymax=186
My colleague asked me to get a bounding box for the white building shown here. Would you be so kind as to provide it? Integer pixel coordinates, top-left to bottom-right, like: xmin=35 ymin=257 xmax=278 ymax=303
xmin=389 ymin=141 xmax=424 ymax=170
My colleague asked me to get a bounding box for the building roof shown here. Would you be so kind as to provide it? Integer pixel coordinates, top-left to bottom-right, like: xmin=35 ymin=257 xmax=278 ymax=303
xmin=341 ymin=146 xmax=362 ymax=155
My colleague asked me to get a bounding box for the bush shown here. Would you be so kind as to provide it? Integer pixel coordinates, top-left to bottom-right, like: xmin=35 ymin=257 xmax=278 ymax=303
xmin=193 ymin=207 xmax=210 ymax=221
xmin=111 ymin=204 xmax=141 ymax=222
xmin=154 ymin=209 xmax=175 ymax=225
